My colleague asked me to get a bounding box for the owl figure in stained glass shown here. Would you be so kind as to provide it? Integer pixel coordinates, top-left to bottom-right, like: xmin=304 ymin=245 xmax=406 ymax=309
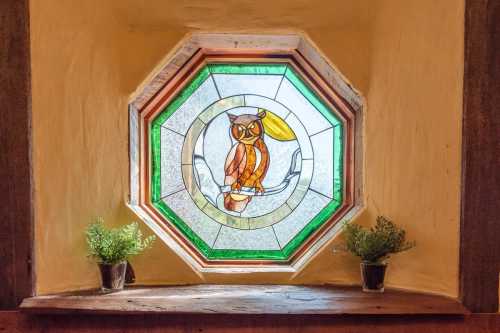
xmin=224 ymin=111 xmax=269 ymax=212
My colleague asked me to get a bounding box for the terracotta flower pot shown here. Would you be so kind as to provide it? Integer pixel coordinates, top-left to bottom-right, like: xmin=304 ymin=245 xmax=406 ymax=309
xmin=98 ymin=261 xmax=127 ymax=292
xmin=360 ymin=261 xmax=387 ymax=293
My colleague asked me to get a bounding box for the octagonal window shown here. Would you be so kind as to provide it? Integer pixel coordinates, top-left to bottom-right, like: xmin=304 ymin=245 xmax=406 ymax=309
xmin=129 ymin=35 xmax=360 ymax=268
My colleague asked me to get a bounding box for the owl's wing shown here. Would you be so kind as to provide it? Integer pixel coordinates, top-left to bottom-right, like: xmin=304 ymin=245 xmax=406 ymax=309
xmin=224 ymin=143 xmax=245 ymax=185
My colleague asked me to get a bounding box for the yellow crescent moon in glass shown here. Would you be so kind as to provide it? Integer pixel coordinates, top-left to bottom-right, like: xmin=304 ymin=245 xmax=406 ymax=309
xmin=258 ymin=108 xmax=296 ymax=141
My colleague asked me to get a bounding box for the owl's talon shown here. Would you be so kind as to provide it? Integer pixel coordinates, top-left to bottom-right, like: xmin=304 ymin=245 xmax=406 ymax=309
xmin=255 ymin=182 xmax=265 ymax=194
xmin=231 ymin=182 xmax=242 ymax=192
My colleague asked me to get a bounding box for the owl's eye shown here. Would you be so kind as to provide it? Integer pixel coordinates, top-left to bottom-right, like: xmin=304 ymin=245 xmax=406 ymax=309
xmin=248 ymin=123 xmax=255 ymax=129
xmin=237 ymin=125 xmax=244 ymax=132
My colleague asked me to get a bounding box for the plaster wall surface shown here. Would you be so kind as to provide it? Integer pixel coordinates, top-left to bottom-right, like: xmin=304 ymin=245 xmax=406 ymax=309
xmin=30 ymin=0 xmax=464 ymax=296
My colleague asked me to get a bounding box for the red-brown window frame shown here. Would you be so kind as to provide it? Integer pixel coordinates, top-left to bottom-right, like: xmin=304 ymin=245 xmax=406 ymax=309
xmin=132 ymin=49 xmax=357 ymax=267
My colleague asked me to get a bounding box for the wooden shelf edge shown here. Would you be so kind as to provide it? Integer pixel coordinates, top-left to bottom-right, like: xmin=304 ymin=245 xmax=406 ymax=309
xmin=19 ymin=285 xmax=469 ymax=315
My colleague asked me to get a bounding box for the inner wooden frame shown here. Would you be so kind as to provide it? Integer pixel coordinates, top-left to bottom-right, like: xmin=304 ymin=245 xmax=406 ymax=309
xmin=132 ymin=49 xmax=357 ymax=268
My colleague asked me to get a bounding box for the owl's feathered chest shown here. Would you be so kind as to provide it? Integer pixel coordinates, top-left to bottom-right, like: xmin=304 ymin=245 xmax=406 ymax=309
xmin=224 ymin=141 xmax=269 ymax=185
xmin=238 ymin=144 xmax=261 ymax=172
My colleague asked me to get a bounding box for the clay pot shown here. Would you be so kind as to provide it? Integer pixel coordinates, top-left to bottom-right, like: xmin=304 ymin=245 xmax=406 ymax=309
xmin=360 ymin=261 xmax=387 ymax=293
xmin=98 ymin=261 xmax=127 ymax=292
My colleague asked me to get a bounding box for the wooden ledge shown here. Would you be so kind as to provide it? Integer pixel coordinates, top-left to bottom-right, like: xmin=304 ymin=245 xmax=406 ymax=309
xmin=20 ymin=285 xmax=468 ymax=315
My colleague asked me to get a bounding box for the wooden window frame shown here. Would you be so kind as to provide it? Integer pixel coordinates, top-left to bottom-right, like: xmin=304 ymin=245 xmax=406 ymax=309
xmin=128 ymin=41 xmax=363 ymax=272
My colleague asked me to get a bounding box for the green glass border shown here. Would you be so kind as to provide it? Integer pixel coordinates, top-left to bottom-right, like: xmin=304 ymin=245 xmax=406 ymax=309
xmin=284 ymin=67 xmax=342 ymax=127
xmin=153 ymin=66 xmax=211 ymax=127
xmin=150 ymin=63 xmax=345 ymax=261
xmin=208 ymin=63 xmax=287 ymax=75
xmin=151 ymin=123 xmax=162 ymax=202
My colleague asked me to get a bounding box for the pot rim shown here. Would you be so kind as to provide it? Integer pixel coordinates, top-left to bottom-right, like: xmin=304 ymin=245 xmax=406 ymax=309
xmin=361 ymin=261 xmax=387 ymax=266
xmin=97 ymin=260 xmax=127 ymax=266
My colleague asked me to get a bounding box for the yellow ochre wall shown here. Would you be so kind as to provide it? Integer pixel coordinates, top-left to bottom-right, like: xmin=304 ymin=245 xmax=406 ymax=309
xmin=31 ymin=0 xmax=464 ymax=296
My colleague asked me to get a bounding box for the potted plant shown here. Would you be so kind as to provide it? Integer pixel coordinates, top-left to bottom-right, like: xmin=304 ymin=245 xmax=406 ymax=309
xmin=86 ymin=218 xmax=156 ymax=291
xmin=340 ymin=216 xmax=415 ymax=293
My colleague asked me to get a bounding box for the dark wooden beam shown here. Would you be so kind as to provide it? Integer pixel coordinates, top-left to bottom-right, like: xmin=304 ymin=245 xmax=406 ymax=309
xmin=0 ymin=0 xmax=34 ymax=308
xmin=460 ymin=0 xmax=500 ymax=313
xmin=2 ymin=311 xmax=500 ymax=333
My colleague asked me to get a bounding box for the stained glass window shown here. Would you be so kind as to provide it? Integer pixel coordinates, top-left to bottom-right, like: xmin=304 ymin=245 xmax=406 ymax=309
xmin=148 ymin=62 xmax=346 ymax=261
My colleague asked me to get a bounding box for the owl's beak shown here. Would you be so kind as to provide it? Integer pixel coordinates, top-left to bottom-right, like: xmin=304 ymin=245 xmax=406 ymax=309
xmin=243 ymin=130 xmax=253 ymax=139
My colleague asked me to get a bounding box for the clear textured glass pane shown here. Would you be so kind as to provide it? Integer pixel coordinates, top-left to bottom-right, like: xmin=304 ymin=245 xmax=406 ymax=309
xmin=213 ymin=74 xmax=283 ymax=99
xmin=244 ymin=94 xmax=291 ymax=119
xmin=163 ymin=76 xmax=220 ymax=134
xmin=163 ymin=190 xmax=221 ymax=246
xmin=273 ymin=190 xmax=331 ymax=248
xmin=310 ymin=128 xmax=334 ymax=198
xmin=283 ymin=113 xmax=313 ymax=159
xmin=153 ymin=200 xmax=212 ymax=257
xmin=276 ymin=78 xmax=332 ymax=135
xmin=153 ymin=67 xmax=211 ymax=126
xmin=213 ymin=226 xmax=280 ymax=250
xmin=160 ymin=127 xmax=185 ymax=199
xmin=282 ymin=198 xmax=341 ymax=257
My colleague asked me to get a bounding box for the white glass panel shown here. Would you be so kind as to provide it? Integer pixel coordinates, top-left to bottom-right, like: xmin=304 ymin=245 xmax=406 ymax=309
xmin=284 ymin=113 xmax=313 ymax=159
xmin=276 ymin=79 xmax=331 ymax=135
xmin=244 ymin=94 xmax=290 ymax=119
xmin=160 ymin=127 xmax=184 ymax=198
xmin=163 ymin=190 xmax=220 ymax=246
xmin=261 ymin=136 xmax=299 ymax=188
xmin=213 ymin=74 xmax=283 ymax=99
xmin=273 ymin=190 xmax=331 ymax=247
xmin=163 ymin=78 xmax=219 ymax=135
xmin=310 ymin=128 xmax=334 ymax=198
xmin=213 ymin=226 xmax=280 ymax=250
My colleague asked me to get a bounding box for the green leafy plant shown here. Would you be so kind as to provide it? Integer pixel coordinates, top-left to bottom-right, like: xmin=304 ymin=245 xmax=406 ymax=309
xmin=341 ymin=216 xmax=415 ymax=264
xmin=86 ymin=218 xmax=156 ymax=264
